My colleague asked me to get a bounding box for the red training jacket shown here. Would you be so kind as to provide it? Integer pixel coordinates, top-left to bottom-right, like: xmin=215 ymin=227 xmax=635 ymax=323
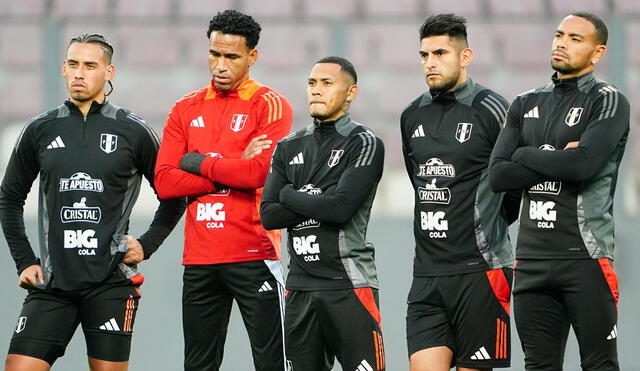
xmin=155 ymin=78 xmax=293 ymax=265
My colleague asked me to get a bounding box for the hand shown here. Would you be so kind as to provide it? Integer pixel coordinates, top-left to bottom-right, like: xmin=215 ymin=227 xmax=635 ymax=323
xmin=122 ymin=235 xmax=144 ymax=265
xmin=564 ymin=141 xmax=579 ymax=150
xmin=18 ymin=264 xmax=44 ymax=289
xmin=242 ymin=135 xmax=273 ymax=159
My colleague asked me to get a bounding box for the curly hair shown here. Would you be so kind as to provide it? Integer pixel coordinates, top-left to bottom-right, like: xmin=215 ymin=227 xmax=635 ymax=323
xmin=207 ymin=9 xmax=261 ymax=49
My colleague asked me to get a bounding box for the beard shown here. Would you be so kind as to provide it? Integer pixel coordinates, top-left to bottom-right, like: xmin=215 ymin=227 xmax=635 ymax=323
xmin=551 ymin=59 xmax=580 ymax=75
xmin=426 ymin=70 xmax=460 ymax=95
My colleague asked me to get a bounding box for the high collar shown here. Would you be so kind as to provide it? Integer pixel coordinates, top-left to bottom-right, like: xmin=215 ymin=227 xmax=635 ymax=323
xmin=430 ymin=77 xmax=475 ymax=104
xmin=313 ymin=113 xmax=350 ymax=130
xmin=64 ymin=99 xmax=107 ymax=116
xmin=206 ymin=77 xmax=261 ymax=100
xmin=551 ymin=71 xmax=595 ymax=92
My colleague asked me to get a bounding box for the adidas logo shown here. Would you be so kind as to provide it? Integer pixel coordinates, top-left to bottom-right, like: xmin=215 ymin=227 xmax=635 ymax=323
xmin=289 ymin=152 xmax=304 ymax=165
xmin=356 ymin=359 xmax=373 ymax=371
xmin=46 ymin=136 xmax=65 ymax=149
xmin=470 ymin=346 xmax=491 ymax=360
xmin=524 ymin=106 xmax=539 ymax=119
xmin=607 ymin=325 xmax=617 ymax=340
xmin=190 ymin=116 xmax=205 ymax=128
xmin=99 ymin=318 xmax=120 ymax=331
xmin=258 ymin=281 xmax=273 ymax=292
xmin=411 ymin=125 xmax=425 ymax=138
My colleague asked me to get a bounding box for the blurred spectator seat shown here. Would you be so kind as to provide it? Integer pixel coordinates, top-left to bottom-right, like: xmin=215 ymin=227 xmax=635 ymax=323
xmin=363 ymin=0 xmax=419 ymax=17
xmin=0 ymin=0 xmax=45 ymax=16
xmin=241 ymin=0 xmax=296 ymax=17
xmin=116 ymin=0 xmax=172 ymax=17
xmin=182 ymin=26 xmax=210 ymax=68
xmin=0 ymin=25 xmax=42 ymax=68
xmin=466 ymin=23 xmax=495 ymax=69
xmin=258 ymin=24 xmax=331 ymax=69
xmin=550 ymin=0 xmax=608 ymax=14
xmin=428 ymin=0 xmax=483 ymax=16
xmin=116 ymin=26 xmax=181 ymax=68
xmin=487 ymin=0 xmax=545 ymax=16
xmin=178 ymin=0 xmax=235 ymax=18
xmin=348 ymin=23 xmax=419 ymax=69
xmin=303 ymin=0 xmax=357 ymax=18
xmin=628 ymin=22 xmax=640 ymax=65
xmin=52 ymin=0 xmax=109 ymax=18
xmin=0 ymin=72 xmax=44 ymax=119
xmin=611 ymin=0 xmax=640 ymax=13
xmin=496 ymin=23 xmax=551 ymax=68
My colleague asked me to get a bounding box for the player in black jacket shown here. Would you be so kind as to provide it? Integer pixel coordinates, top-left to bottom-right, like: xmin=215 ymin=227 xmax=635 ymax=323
xmin=261 ymin=57 xmax=385 ymax=371
xmin=0 ymin=34 xmax=186 ymax=371
xmin=489 ymin=13 xmax=628 ymax=370
xmin=402 ymin=14 xmax=517 ymax=371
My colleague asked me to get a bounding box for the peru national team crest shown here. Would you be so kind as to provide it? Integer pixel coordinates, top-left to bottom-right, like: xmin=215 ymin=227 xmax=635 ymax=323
xmin=100 ymin=134 xmax=118 ymax=154
xmin=230 ymin=114 xmax=248 ymax=132
xmin=15 ymin=316 xmax=27 ymax=334
xmin=328 ymin=149 xmax=344 ymax=168
xmin=565 ymin=107 xmax=583 ymax=127
xmin=455 ymin=123 xmax=473 ymax=143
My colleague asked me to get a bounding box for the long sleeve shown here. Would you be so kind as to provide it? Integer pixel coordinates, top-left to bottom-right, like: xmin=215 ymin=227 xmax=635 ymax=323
xmin=135 ymin=124 xmax=187 ymax=259
xmin=198 ymin=93 xmax=293 ymax=189
xmin=489 ymin=97 xmax=547 ymax=192
xmin=154 ymin=106 xmax=217 ymax=199
xmin=279 ymin=133 xmax=385 ymax=225
xmin=511 ymin=89 xmax=630 ymax=182
xmin=259 ymin=143 xmax=308 ymax=230
xmin=0 ymin=123 xmax=41 ymax=274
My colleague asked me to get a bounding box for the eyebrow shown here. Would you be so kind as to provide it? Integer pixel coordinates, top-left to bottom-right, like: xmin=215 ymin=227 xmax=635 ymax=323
xmin=209 ymin=49 xmax=241 ymax=58
xmin=66 ymin=58 xmax=99 ymax=65
xmin=556 ymin=30 xmax=585 ymax=39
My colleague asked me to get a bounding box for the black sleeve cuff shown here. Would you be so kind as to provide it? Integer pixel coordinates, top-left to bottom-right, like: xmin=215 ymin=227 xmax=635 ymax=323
xmin=179 ymin=152 xmax=206 ymax=176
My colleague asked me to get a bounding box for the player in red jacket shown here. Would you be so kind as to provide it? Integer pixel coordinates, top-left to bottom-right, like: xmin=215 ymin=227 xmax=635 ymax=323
xmin=154 ymin=10 xmax=292 ymax=371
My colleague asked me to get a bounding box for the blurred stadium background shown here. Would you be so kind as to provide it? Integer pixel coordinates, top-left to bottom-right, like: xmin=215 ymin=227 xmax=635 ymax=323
xmin=0 ymin=0 xmax=638 ymax=369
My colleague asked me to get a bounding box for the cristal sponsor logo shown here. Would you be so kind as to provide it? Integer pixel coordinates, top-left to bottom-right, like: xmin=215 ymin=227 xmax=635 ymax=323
xmin=529 ymin=181 xmax=561 ymax=195
xmin=418 ymin=179 xmax=451 ymax=204
xmin=292 ymin=235 xmax=320 ymax=262
xmin=64 ymin=229 xmax=98 ymax=255
xmin=529 ymin=201 xmax=556 ymax=229
xmin=420 ymin=211 xmax=448 ymax=238
xmin=60 ymin=197 xmax=101 ymax=224
xmin=59 ymin=172 xmax=104 ymax=192
xmin=293 ymin=185 xmax=322 ymax=230
xmin=196 ymin=203 xmax=225 ymax=229
xmin=418 ymin=158 xmax=455 ymax=178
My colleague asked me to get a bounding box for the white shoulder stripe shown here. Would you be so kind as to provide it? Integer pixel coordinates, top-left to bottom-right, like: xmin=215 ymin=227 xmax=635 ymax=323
xmin=480 ymin=100 xmax=504 ymax=126
xmin=355 ymin=131 xmax=377 ymax=168
xmin=127 ymin=112 xmax=160 ymax=148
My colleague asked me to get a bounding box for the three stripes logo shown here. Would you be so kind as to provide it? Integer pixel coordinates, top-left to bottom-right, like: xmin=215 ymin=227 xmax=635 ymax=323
xmin=495 ymin=318 xmax=508 ymax=360
xmin=372 ymin=330 xmax=385 ymax=370
xmin=597 ymin=86 xmax=619 ymax=120
xmin=356 ymin=359 xmax=374 ymax=371
xmin=411 ymin=124 xmax=425 ymax=138
xmin=46 ymin=136 xmax=65 ymax=149
xmin=524 ymin=106 xmax=540 ymax=119
xmin=258 ymin=281 xmax=273 ymax=293
xmin=289 ymin=152 xmax=304 ymax=165
xmin=190 ymin=116 xmax=205 ymax=128
xmin=99 ymin=318 xmax=120 ymax=331
xmin=262 ymin=91 xmax=284 ymax=124
xmin=355 ymin=131 xmax=377 ymax=168
xmin=470 ymin=346 xmax=491 ymax=360
xmin=607 ymin=325 xmax=617 ymax=340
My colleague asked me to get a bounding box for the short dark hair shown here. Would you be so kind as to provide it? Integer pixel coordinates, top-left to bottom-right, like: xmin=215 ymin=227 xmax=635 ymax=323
xmin=68 ymin=33 xmax=114 ymax=63
xmin=315 ymin=56 xmax=358 ymax=84
xmin=570 ymin=12 xmax=608 ymax=45
xmin=419 ymin=13 xmax=468 ymax=48
xmin=207 ymin=9 xmax=261 ymax=50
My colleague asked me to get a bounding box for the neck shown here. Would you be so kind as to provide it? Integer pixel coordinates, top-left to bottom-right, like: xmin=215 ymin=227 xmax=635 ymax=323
xmin=556 ymin=65 xmax=594 ymax=80
xmin=447 ymin=70 xmax=468 ymax=92
xmin=70 ymin=95 xmax=104 ymax=117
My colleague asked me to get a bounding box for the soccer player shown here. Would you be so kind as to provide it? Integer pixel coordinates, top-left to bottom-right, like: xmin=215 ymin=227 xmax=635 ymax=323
xmin=0 ymin=34 xmax=186 ymax=371
xmin=401 ymin=14 xmax=518 ymax=371
xmin=260 ymin=56 xmax=386 ymax=371
xmin=153 ymin=10 xmax=292 ymax=371
xmin=489 ymin=13 xmax=629 ymax=370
